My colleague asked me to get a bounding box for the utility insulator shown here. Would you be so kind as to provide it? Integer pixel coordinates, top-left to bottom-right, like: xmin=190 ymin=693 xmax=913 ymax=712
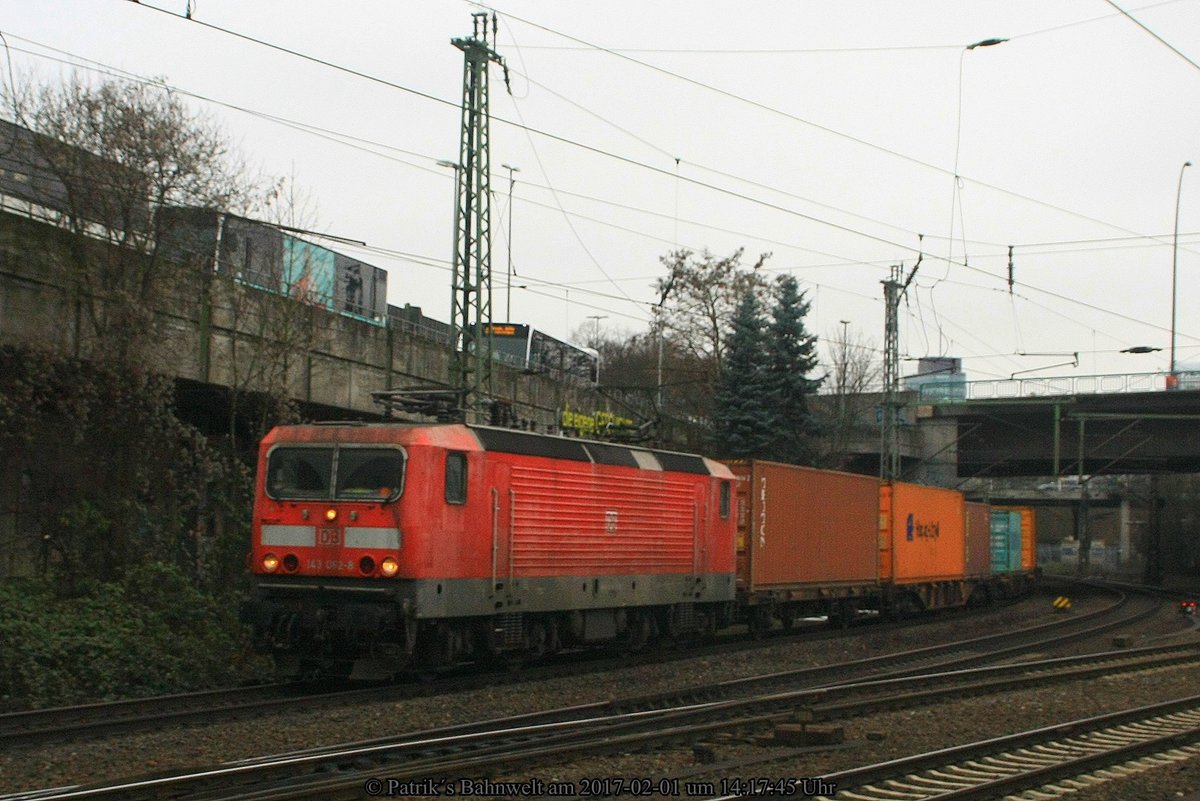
xmin=1007 ymin=245 xmax=1014 ymax=294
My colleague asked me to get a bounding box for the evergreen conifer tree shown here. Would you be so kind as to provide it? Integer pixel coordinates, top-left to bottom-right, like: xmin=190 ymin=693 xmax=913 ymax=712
xmin=765 ymin=274 xmax=822 ymax=464
xmin=710 ymin=290 xmax=774 ymax=459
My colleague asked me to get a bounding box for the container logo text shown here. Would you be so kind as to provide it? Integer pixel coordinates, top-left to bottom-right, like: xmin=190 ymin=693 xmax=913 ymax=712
xmin=906 ymin=513 xmax=940 ymax=541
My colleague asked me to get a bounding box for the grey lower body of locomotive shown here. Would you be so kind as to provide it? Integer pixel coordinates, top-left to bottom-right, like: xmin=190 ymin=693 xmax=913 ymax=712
xmin=242 ymin=572 xmax=736 ymax=679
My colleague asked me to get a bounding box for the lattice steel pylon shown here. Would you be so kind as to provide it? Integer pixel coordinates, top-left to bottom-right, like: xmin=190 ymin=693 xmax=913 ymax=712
xmin=449 ymin=13 xmax=509 ymax=423
xmin=880 ymin=262 xmax=919 ymax=480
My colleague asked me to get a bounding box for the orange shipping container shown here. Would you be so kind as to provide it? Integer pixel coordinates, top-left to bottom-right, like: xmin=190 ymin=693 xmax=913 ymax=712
xmin=730 ymin=461 xmax=879 ymax=590
xmin=1021 ymin=507 xmax=1036 ymax=571
xmin=881 ymin=481 xmax=966 ymax=583
xmin=964 ymin=501 xmax=991 ymax=576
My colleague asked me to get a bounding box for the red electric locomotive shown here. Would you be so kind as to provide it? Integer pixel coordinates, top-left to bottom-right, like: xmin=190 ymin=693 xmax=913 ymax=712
xmin=242 ymin=422 xmax=737 ymax=678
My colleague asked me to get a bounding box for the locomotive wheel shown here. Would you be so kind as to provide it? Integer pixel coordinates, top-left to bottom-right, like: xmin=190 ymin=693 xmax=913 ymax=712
xmin=747 ymin=606 xmax=772 ymax=639
xmin=526 ymin=621 xmax=548 ymax=660
xmin=624 ymin=610 xmax=651 ymax=653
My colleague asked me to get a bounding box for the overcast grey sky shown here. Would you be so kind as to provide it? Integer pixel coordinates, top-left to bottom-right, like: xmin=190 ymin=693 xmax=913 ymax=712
xmin=2 ymin=1 xmax=1199 ymax=385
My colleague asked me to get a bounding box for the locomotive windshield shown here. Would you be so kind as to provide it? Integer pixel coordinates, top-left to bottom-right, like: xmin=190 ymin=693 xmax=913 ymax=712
xmin=266 ymin=446 xmax=404 ymax=501
xmin=335 ymin=448 xmax=404 ymax=500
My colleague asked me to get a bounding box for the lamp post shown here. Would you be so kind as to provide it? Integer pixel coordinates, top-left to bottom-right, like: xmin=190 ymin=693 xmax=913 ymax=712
xmin=436 ymin=158 xmax=463 ymax=308
xmin=501 ymin=163 xmax=519 ymax=322
xmin=837 ymin=320 xmax=850 ymax=419
xmin=585 ymin=314 xmax=607 ymax=348
xmin=438 ymin=159 xmax=465 ymax=390
xmin=951 ymin=37 xmax=1007 ymax=266
xmin=1171 ymin=160 xmax=1192 ymax=382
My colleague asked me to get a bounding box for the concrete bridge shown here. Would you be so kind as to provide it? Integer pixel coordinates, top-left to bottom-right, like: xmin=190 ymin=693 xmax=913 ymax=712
xmin=0 ymin=212 xmax=599 ymax=433
xmin=917 ymin=377 xmax=1200 ymax=478
xmin=5 ymin=208 xmax=1199 ymax=482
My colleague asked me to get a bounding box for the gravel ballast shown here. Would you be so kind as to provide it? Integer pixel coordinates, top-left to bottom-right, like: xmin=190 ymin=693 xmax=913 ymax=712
xmin=3 ymin=592 xmax=1198 ymax=799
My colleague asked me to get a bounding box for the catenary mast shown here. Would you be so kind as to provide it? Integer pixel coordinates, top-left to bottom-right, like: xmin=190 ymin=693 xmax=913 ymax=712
xmin=449 ymin=12 xmax=509 ymax=423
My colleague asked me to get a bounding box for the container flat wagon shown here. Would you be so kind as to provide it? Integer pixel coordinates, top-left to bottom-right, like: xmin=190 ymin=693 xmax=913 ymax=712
xmin=730 ymin=460 xmax=880 ymax=629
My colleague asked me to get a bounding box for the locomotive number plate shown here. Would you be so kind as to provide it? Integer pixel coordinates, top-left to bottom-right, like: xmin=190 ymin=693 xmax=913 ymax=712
xmin=318 ymin=527 xmax=342 ymax=547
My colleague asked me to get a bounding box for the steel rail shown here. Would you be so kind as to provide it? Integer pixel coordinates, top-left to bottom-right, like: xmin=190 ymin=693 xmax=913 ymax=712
xmin=800 ymin=695 xmax=1200 ymax=801
xmin=0 ymin=588 xmax=1084 ymax=749
xmin=11 ymin=595 xmax=1184 ymax=801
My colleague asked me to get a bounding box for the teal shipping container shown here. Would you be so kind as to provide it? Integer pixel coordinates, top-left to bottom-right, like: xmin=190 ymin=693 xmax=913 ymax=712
xmin=990 ymin=510 xmax=1023 ymax=573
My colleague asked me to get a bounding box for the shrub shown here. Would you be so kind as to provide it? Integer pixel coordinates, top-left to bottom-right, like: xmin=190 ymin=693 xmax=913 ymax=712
xmin=0 ymin=565 xmax=270 ymax=709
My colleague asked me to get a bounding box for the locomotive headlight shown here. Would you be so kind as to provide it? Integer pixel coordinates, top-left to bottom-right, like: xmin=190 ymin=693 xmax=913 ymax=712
xmin=380 ymin=557 xmax=399 ymax=578
xmin=325 ymin=508 xmax=337 ymax=522
xmin=261 ymin=553 xmax=280 ymax=573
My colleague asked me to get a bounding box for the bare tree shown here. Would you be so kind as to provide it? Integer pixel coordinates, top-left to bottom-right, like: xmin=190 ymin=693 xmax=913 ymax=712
xmin=815 ymin=325 xmax=882 ymax=469
xmin=648 ymin=249 xmax=770 ymax=442
xmin=207 ymin=177 xmax=322 ymax=449
xmin=655 ymin=248 xmax=769 ymax=375
xmin=5 ymin=78 xmax=251 ymax=366
xmin=0 ymin=76 xmax=312 ymax=589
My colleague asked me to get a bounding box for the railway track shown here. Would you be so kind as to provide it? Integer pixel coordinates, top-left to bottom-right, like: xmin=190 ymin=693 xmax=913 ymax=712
xmin=5 ymin=588 xmax=1186 ymax=801
xmin=0 ymin=682 xmax=312 ymax=749
xmin=802 ymin=694 xmax=1200 ymax=801
xmin=0 ymin=587 xmax=1094 ymax=749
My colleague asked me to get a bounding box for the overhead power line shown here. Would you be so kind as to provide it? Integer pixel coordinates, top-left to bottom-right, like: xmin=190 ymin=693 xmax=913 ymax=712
xmin=479 ymin=2 xmax=1193 ymax=243
xmin=127 ymin=3 xmax=1189 ymax=267
xmin=11 ymin=11 xmax=1195 ymax=354
xmin=1103 ymin=0 xmax=1200 ymax=73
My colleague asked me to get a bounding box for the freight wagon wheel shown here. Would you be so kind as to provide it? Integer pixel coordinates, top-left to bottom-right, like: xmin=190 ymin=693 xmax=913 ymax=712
xmin=778 ymin=607 xmax=796 ymax=631
xmin=827 ymin=600 xmax=853 ymax=629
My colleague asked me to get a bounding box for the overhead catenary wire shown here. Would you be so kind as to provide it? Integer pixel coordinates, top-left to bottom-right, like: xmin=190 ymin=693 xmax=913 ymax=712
xmin=1103 ymin=0 xmax=1200 ymax=73
xmin=9 ymin=10 xmax=1200 ymax=371
xmin=3 ymin=119 xmax=1189 ymax=360
xmin=0 ymin=32 xmax=940 ymax=278
xmin=477 ymin=2 xmax=1195 ymax=245
xmin=122 ymin=4 xmax=1194 ymax=268
xmin=61 ymin=11 xmax=1200 ymax=281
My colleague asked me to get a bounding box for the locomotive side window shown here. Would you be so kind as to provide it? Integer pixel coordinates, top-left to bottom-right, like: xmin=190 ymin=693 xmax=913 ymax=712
xmin=445 ymin=452 xmax=467 ymax=504
xmin=719 ymin=481 xmax=731 ymax=519
xmin=335 ymin=448 xmax=404 ymax=501
xmin=267 ymin=448 xmax=333 ymax=500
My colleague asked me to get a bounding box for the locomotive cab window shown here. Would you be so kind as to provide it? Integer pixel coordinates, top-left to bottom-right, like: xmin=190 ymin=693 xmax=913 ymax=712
xmin=267 ymin=448 xmax=333 ymax=500
xmin=719 ymin=481 xmax=731 ymax=519
xmin=445 ymin=452 xmax=467 ymax=504
xmin=335 ymin=448 xmax=405 ymax=501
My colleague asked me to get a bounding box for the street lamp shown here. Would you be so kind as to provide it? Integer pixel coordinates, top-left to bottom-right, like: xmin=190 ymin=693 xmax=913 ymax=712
xmin=951 ymin=37 xmax=1007 ymax=262
xmin=501 ymin=163 xmax=519 ymax=322
xmin=436 ymin=160 xmax=463 ymax=271
xmin=966 ymin=37 xmax=1008 ymax=50
xmin=1171 ymin=160 xmax=1193 ymax=383
xmin=585 ymin=314 xmax=607 ymax=347
xmin=437 ymin=159 xmax=464 ymax=362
